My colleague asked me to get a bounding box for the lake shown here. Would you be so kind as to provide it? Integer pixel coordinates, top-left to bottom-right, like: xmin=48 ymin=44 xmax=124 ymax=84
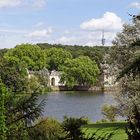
xmin=39 ymin=91 xmax=116 ymax=122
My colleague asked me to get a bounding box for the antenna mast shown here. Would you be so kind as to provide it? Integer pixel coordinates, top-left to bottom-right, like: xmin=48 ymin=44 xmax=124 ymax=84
xmin=101 ymin=30 xmax=105 ymax=46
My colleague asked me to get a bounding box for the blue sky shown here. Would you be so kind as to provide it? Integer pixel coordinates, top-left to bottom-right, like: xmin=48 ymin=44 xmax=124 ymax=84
xmin=0 ymin=0 xmax=140 ymax=48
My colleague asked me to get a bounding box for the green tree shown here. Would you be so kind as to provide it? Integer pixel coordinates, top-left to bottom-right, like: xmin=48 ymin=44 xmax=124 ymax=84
xmin=4 ymin=44 xmax=45 ymax=70
xmin=0 ymin=82 xmax=45 ymax=140
xmin=60 ymin=56 xmax=100 ymax=87
xmin=0 ymin=58 xmax=28 ymax=92
xmin=44 ymin=47 xmax=72 ymax=71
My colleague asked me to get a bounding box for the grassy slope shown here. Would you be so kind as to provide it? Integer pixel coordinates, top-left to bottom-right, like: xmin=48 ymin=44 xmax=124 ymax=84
xmin=82 ymin=122 xmax=128 ymax=140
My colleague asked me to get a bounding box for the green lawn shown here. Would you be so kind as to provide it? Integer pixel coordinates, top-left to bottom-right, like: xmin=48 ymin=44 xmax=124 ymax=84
xmin=82 ymin=122 xmax=128 ymax=140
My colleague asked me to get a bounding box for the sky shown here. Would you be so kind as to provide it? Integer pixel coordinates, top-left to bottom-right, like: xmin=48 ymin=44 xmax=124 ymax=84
xmin=0 ymin=0 xmax=140 ymax=48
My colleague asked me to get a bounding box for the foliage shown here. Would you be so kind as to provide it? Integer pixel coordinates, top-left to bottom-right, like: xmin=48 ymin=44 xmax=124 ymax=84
xmin=29 ymin=118 xmax=66 ymax=140
xmin=38 ymin=43 xmax=109 ymax=67
xmin=0 ymin=82 xmax=8 ymax=140
xmin=62 ymin=116 xmax=115 ymax=140
xmin=101 ymin=104 xmax=118 ymax=122
xmin=62 ymin=116 xmax=88 ymax=140
xmin=4 ymin=44 xmax=45 ymax=70
xmin=112 ymin=14 xmax=140 ymax=140
xmin=0 ymin=82 xmax=45 ymax=140
xmin=0 ymin=58 xmax=29 ymax=92
xmin=60 ymin=56 xmax=100 ymax=87
xmin=44 ymin=47 xmax=72 ymax=71
xmin=117 ymin=51 xmax=140 ymax=79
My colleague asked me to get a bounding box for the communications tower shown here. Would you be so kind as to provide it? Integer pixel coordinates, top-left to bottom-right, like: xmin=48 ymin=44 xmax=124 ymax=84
xmin=101 ymin=30 xmax=105 ymax=46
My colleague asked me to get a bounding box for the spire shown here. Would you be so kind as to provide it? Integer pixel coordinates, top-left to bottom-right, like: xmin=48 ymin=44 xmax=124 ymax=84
xmin=101 ymin=30 xmax=105 ymax=46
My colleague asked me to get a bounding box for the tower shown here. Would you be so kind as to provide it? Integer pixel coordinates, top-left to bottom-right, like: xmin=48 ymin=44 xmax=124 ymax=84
xmin=101 ymin=30 xmax=105 ymax=46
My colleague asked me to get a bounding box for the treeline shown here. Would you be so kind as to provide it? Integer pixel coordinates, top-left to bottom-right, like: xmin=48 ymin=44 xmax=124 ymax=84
xmin=37 ymin=43 xmax=109 ymax=66
xmin=0 ymin=44 xmax=109 ymax=89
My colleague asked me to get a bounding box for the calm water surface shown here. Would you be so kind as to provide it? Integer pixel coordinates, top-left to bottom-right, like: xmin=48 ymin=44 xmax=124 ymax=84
xmin=39 ymin=91 xmax=116 ymax=122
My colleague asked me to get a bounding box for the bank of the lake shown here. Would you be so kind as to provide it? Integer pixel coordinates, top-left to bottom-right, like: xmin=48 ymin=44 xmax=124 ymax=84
xmin=39 ymin=91 xmax=118 ymax=122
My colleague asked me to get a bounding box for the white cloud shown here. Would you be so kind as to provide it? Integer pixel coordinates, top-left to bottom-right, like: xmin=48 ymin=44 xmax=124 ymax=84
xmin=0 ymin=28 xmax=27 ymax=33
xmin=33 ymin=0 xmax=46 ymax=8
xmin=0 ymin=0 xmax=22 ymax=8
xmin=57 ymin=36 xmax=76 ymax=44
xmin=0 ymin=0 xmax=46 ymax=8
xmin=130 ymin=2 xmax=140 ymax=9
xmin=80 ymin=12 xmax=123 ymax=31
xmin=26 ymin=28 xmax=52 ymax=38
xmin=34 ymin=22 xmax=45 ymax=27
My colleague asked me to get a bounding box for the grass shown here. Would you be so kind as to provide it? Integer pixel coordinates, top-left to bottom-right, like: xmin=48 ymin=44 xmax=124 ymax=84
xmin=82 ymin=122 xmax=128 ymax=140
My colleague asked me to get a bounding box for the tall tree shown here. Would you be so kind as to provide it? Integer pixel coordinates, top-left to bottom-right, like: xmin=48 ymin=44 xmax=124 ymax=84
xmin=60 ymin=56 xmax=100 ymax=87
xmin=112 ymin=14 xmax=140 ymax=140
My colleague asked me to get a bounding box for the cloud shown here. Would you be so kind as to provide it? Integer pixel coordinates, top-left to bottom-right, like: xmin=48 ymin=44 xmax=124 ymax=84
xmin=80 ymin=12 xmax=123 ymax=31
xmin=0 ymin=28 xmax=27 ymax=33
xmin=130 ymin=2 xmax=140 ymax=9
xmin=32 ymin=0 xmax=46 ymax=8
xmin=0 ymin=0 xmax=46 ymax=8
xmin=34 ymin=22 xmax=45 ymax=27
xmin=26 ymin=28 xmax=52 ymax=38
xmin=57 ymin=36 xmax=76 ymax=44
xmin=0 ymin=0 xmax=22 ymax=8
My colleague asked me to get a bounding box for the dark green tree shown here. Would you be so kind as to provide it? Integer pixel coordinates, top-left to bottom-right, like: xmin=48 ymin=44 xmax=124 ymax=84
xmin=0 ymin=81 xmax=45 ymax=140
xmin=62 ymin=116 xmax=88 ymax=140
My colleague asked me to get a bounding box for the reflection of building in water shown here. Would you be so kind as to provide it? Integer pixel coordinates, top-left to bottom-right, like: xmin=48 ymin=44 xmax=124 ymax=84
xmin=27 ymin=68 xmax=64 ymax=87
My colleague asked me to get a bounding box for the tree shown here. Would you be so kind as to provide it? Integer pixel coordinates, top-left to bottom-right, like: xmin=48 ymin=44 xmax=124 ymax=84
xmin=0 ymin=81 xmax=45 ymax=140
xmin=0 ymin=58 xmax=29 ymax=92
xmin=111 ymin=14 xmax=140 ymax=140
xmin=60 ymin=56 xmax=100 ymax=88
xmin=4 ymin=44 xmax=46 ymax=70
xmin=44 ymin=47 xmax=72 ymax=71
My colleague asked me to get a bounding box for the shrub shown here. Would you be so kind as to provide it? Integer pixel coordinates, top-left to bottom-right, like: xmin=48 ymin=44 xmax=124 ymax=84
xmin=101 ymin=104 xmax=118 ymax=122
xmin=29 ymin=118 xmax=66 ymax=140
xmin=62 ymin=116 xmax=88 ymax=140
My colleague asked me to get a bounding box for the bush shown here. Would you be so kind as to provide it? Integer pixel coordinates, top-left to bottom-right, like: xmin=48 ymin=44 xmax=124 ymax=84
xmin=62 ymin=116 xmax=88 ymax=140
xmin=101 ymin=104 xmax=118 ymax=122
xmin=29 ymin=118 xmax=66 ymax=140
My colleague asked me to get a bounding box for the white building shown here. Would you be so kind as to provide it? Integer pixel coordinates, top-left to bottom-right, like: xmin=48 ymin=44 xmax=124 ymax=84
xmin=48 ymin=70 xmax=64 ymax=86
xmin=27 ymin=68 xmax=64 ymax=87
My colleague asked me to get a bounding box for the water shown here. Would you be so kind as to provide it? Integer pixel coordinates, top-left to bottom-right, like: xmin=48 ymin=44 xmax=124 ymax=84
xmin=38 ymin=91 xmax=116 ymax=122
